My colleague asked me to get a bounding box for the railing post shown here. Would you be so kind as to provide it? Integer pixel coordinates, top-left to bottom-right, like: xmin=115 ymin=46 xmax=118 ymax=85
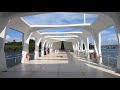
xmin=108 ymin=56 xmax=109 ymax=67
xmin=15 ymin=57 xmax=16 ymax=65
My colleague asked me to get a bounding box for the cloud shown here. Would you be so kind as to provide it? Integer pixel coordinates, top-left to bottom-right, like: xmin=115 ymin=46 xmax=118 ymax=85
xmin=5 ymin=35 xmax=22 ymax=43
xmin=101 ymin=33 xmax=118 ymax=45
xmin=101 ymin=30 xmax=111 ymax=35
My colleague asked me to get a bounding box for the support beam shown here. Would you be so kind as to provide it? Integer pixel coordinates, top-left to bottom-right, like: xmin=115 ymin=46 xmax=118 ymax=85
xmin=41 ymin=40 xmax=47 ymax=56
xmin=21 ymin=32 xmax=32 ymax=63
xmin=81 ymin=40 xmax=83 ymax=52
xmin=93 ymin=32 xmax=102 ymax=64
xmin=84 ymin=37 xmax=90 ymax=60
xmin=45 ymin=41 xmax=49 ymax=55
xmin=73 ymin=43 xmax=75 ymax=53
xmin=50 ymin=43 xmax=53 ymax=53
xmin=0 ymin=26 xmax=8 ymax=71
xmin=34 ymin=37 xmax=42 ymax=59
xmin=113 ymin=17 xmax=120 ymax=72
xmin=77 ymin=41 xmax=80 ymax=56
xmin=116 ymin=28 xmax=120 ymax=72
xmin=75 ymin=42 xmax=78 ymax=55
xmin=84 ymin=42 xmax=87 ymax=58
xmin=75 ymin=42 xmax=78 ymax=54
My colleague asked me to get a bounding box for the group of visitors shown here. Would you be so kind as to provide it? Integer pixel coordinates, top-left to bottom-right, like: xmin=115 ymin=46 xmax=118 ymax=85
xmin=44 ymin=47 xmax=50 ymax=55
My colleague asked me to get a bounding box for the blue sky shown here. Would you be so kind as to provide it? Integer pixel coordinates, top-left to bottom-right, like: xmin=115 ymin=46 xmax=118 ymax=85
xmin=22 ymin=12 xmax=98 ymax=25
xmin=5 ymin=12 xmax=118 ymax=45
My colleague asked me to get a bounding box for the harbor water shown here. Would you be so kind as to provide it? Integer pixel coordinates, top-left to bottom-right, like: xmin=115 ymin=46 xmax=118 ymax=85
xmin=5 ymin=49 xmax=118 ymax=68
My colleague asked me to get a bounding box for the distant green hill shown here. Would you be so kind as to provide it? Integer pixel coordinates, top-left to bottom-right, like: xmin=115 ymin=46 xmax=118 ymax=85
xmin=4 ymin=40 xmax=36 ymax=52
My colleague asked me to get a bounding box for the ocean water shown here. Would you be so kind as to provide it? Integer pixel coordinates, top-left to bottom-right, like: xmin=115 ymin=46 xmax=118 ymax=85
xmin=5 ymin=51 xmax=34 ymax=68
xmin=5 ymin=49 xmax=119 ymax=68
xmin=102 ymin=49 xmax=118 ymax=68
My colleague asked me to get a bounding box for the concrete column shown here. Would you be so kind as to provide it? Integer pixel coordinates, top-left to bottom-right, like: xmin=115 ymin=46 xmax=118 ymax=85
xmin=34 ymin=37 xmax=42 ymax=59
xmin=50 ymin=43 xmax=53 ymax=53
xmin=81 ymin=40 xmax=83 ymax=52
xmin=41 ymin=40 xmax=47 ymax=56
xmin=93 ymin=39 xmax=99 ymax=56
xmin=77 ymin=42 xmax=79 ymax=50
xmin=114 ymin=20 xmax=120 ymax=72
xmin=47 ymin=43 xmax=50 ymax=54
xmin=93 ymin=32 xmax=102 ymax=64
xmin=84 ymin=42 xmax=87 ymax=58
xmin=75 ymin=43 xmax=77 ymax=54
xmin=77 ymin=41 xmax=80 ymax=56
xmin=116 ymin=28 xmax=120 ymax=72
xmin=77 ymin=42 xmax=79 ymax=55
xmin=21 ymin=32 xmax=32 ymax=63
xmin=84 ymin=37 xmax=90 ymax=60
xmin=73 ymin=43 xmax=75 ymax=53
xmin=45 ymin=42 xmax=49 ymax=55
xmin=0 ymin=26 xmax=8 ymax=71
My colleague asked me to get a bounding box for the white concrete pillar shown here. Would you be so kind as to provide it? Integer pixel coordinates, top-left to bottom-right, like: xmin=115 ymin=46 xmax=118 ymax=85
xmin=81 ymin=40 xmax=83 ymax=52
xmin=93 ymin=39 xmax=99 ymax=56
xmin=93 ymin=32 xmax=102 ymax=64
xmin=50 ymin=43 xmax=53 ymax=53
xmin=75 ymin=43 xmax=77 ymax=54
xmin=116 ymin=29 xmax=120 ymax=71
xmin=77 ymin=42 xmax=80 ymax=50
xmin=77 ymin=41 xmax=80 ymax=56
xmin=87 ymin=37 xmax=90 ymax=59
xmin=77 ymin=42 xmax=79 ymax=55
xmin=47 ymin=43 xmax=50 ymax=54
xmin=21 ymin=32 xmax=32 ymax=63
xmin=84 ymin=37 xmax=90 ymax=60
xmin=45 ymin=42 xmax=49 ymax=54
xmin=73 ymin=43 xmax=75 ymax=53
xmin=84 ymin=42 xmax=87 ymax=58
xmin=41 ymin=40 xmax=47 ymax=56
xmin=0 ymin=26 xmax=8 ymax=71
xmin=98 ymin=32 xmax=102 ymax=63
xmin=34 ymin=37 xmax=42 ymax=59
xmin=114 ymin=20 xmax=120 ymax=72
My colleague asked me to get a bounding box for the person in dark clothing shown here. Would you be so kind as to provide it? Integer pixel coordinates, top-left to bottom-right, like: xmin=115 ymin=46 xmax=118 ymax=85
xmin=47 ymin=48 xmax=50 ymax=54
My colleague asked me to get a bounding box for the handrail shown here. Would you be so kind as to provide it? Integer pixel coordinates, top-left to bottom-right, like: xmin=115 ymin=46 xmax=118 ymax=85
xmin=101 ymin=55 xmax=117 ymax=68
xmin=76 ymin=51 xmax=118 ymax=68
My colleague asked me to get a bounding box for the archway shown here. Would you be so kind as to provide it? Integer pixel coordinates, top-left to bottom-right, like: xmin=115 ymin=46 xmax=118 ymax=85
xmin=101 ymin=26 xmax=118 ymax=68
xmin=5 ymin=28 xmax=23 ymax=68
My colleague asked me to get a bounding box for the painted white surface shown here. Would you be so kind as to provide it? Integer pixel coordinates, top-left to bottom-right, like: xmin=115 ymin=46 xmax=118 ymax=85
xmin=52 ymin=41 xmax=73 ymax=51
xmin=0 ymin=12 xmax=120 ymax=72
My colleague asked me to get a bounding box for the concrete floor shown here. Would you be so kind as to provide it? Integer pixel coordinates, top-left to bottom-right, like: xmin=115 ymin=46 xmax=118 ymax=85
xmin=0 ymin=52 xmax=120 ymax=78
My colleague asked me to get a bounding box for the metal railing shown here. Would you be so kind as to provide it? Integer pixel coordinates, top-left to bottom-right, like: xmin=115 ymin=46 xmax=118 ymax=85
xmin=102 ymin=55 xmax=117 ymax=68
xmin=6 ymin=55 xmax=22 ymax=68
xmin=29 ymin=53 xmax=35 ymax=60
xmin=6 ymin=53 xmax=35 ymax=68
xmin=75 ymin=51 xmax=118 ymax=68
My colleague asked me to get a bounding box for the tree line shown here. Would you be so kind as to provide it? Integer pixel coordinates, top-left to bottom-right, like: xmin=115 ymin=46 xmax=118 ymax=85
xmin=4 ymin=40 xmax=36 ymax=52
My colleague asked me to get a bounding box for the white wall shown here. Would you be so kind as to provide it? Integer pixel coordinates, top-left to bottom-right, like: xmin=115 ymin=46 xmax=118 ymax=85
xmin=64 ymin=42 xmax=73 ymax=51
xmin=52 ymin=41 xmax=73 ymax=52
